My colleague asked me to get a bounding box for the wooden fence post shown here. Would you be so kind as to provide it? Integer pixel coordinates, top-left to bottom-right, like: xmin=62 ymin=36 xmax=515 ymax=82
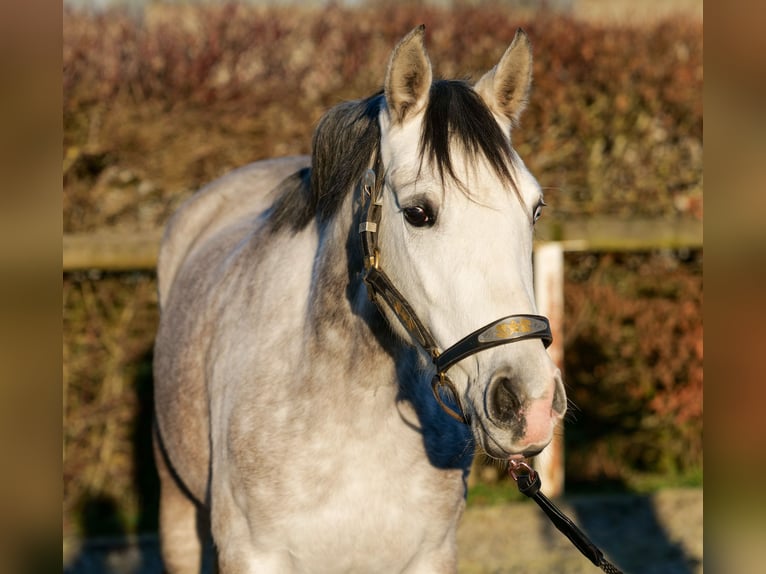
xmin=533 ymin=242 xmax=565 ymax=497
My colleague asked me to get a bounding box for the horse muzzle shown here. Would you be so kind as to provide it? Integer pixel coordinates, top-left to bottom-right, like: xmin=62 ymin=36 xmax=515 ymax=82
xmin=475 ymin=365 xmax=566 ymax=458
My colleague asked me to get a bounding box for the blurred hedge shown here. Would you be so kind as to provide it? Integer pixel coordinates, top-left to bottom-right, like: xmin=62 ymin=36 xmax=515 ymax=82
xmin=564 ymin=251 xmax=702 ymax=487
xmin=63 ymin=2 xmax=702 ymax=542
xmin=63 ymin=1 xmax=702 ymax=233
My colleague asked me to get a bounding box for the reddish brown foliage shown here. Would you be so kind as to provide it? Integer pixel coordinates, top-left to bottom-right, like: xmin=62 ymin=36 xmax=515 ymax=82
xmin=564 ymin=252 xmax=702 ymax=481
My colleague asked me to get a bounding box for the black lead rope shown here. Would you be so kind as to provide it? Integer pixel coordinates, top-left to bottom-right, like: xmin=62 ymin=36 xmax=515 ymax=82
xmin=508 ymin=460 xmax=624 ymax=574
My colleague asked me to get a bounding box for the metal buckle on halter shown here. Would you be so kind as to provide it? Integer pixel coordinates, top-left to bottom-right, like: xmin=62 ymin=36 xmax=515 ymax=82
xmin=362 ymin=168 xmax=377 ymax=198
xmin=365 ymin=253 xmax=379 ymax=272
xmin=359 ymin=241 xmax=379 ymax=272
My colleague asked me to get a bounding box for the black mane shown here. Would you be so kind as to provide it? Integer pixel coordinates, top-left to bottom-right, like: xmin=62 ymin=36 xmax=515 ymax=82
xmin=268 ymin=80 xmax=517 ymax=233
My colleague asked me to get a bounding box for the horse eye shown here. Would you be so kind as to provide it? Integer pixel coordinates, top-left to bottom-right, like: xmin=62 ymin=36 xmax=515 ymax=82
xmin=533 ymin=201 xmax=546 ymax=224
xmin=403 ymin=205 xmax=435 ymax=228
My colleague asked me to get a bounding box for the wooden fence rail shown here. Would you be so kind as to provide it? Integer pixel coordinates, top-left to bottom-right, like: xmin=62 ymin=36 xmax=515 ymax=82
xmin=62 ymin=218 xmax=702 ymax=271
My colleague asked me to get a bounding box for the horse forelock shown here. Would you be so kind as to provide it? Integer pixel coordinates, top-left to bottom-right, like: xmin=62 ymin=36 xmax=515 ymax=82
xmin=419 ymin=79 xmax=520 ymax=199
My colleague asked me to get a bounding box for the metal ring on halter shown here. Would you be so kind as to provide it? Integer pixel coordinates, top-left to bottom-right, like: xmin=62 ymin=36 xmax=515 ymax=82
xmin=508 ymin=458 xmax=537 ymax=482
xmin=431 ymin=373 xmax=469 ymax=424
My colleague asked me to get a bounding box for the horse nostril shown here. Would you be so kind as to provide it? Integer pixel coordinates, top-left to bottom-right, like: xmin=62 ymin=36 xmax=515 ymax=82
xmin=490 ymin=376 xmax=522 ymax=423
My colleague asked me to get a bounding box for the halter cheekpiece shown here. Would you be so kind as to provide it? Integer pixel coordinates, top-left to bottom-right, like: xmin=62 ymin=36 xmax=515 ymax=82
xmin=358 ymin=158 xmax=552 ymax=424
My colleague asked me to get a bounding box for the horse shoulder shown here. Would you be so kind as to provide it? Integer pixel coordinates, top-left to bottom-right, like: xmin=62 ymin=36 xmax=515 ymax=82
xmin=154 ymin=155 xmax=312 ymax=502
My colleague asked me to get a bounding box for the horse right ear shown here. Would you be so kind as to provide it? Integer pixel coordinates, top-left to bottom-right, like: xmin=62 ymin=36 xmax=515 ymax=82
xmin=475 ymin=28 xmax=533 ymax=127
xmin=384 ymin=25 xmax=433 ymax=125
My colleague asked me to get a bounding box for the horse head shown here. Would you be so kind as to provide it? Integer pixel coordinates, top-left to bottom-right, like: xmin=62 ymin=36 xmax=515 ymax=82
xmin=369 ymin=26 xmax=566 ymax=459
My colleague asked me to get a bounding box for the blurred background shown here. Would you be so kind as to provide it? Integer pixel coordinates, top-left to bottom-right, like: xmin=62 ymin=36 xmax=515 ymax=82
xmin=59 ymin=0 xmax=706 ymax=571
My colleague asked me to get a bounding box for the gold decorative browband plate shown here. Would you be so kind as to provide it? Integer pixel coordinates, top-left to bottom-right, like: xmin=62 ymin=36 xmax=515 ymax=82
xmin=478 ymin=316 xmax=550 ymax=344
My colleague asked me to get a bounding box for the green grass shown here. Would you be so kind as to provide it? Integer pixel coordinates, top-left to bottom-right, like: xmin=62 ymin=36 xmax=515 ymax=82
xmin=622 ymin=467 xmax=703 ymax=493
xmin=467 ymin=481 xmax=526 ymax=507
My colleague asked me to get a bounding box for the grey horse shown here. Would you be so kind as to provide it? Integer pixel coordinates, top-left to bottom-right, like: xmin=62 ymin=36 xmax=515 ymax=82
xmin=153 ymin=26 xmax=566 ymax=573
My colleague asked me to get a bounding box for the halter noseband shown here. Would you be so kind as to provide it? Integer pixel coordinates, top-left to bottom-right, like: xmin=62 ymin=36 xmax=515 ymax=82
xmin=358 ymin=162 xmax=552 ymax=424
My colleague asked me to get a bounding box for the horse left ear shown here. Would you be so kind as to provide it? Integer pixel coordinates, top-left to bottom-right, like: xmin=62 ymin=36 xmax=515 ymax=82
xmin=384 ymin=25 xmax=433 ymax=124
xmin=475 ymin=28 xmax=533 ymax=126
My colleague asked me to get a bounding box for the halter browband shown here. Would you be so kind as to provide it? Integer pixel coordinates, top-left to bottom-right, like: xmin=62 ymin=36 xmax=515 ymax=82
xmin=358 ymin=161 xmax=552 ymax=423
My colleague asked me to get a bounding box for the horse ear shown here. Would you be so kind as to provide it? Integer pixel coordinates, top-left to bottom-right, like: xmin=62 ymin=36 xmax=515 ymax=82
xmin=384 ymin=25 xmax=433 ymax=124
xmin=475 ymin=28 xmax=533 ymax=126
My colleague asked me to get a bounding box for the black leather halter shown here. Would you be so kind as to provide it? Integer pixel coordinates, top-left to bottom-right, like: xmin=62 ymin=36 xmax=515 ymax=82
xmin=358 ymin=161 xmax=552 ymax=423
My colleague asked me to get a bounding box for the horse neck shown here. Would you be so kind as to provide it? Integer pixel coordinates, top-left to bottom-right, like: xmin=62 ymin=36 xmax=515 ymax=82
xmin=306 ymin=196 xmax=400 ymax=386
